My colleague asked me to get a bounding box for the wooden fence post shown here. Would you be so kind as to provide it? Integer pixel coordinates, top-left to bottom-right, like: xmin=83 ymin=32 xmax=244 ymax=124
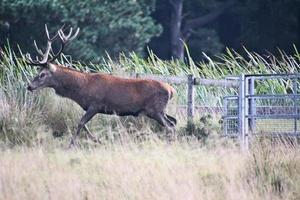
xmin=187 ymin=74 xmax=195 ymax=127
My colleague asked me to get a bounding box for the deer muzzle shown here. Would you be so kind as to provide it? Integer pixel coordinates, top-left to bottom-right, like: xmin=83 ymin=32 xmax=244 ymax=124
xmin=27 ymin=84 xmax=34 ymax=92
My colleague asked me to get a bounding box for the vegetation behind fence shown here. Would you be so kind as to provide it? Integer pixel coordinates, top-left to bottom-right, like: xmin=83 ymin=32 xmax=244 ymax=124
xmin=1 ymin=46 xmax=300 ymax=200
xmin=1 ymin=46 xmax=300 ymax=146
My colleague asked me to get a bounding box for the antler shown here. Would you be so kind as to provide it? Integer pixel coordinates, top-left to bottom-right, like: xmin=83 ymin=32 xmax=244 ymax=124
xmin=25 ymin=24 xmax=79 ymax=66
xmin=48 ymin=26 xmax=80 ymax=62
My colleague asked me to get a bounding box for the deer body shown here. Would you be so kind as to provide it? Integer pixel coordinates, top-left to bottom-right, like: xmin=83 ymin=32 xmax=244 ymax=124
xmin=48 ymin=65 xmax=175 ymax=116
xmin=25 ymin=25 xmax=176 ymax=146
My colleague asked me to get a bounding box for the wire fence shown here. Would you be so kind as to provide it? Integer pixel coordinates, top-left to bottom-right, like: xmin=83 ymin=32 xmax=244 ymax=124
xmin=135 ymin=73 xmax=300 ymax=149
xmin=134 ymin=73 xmax=238 ymax=124
xmin=223 ymin=74 xmax=300 ymax=149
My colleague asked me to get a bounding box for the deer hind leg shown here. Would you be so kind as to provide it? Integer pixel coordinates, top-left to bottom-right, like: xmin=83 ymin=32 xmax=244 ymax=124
xmin=165 ymin=114 xmax=177 ymax=127
xmin=69 ymin=109 xmax=97 ymax=147
xmin=153 ymin=92 xmax=176 ymax=128
xmin=83 ymin=125 xmax=100 ymax=143
xmin=147 ymin=112 xmax=176 ymax=142
xmin=146 ymin=112 xmax=171 ymax=129
xmin=146 ymin=92 xmax=174 ymax=125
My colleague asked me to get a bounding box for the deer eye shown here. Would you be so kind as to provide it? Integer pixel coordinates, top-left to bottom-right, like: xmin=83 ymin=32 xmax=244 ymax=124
xmin=39 ymin=73 xmax=46 ymax=78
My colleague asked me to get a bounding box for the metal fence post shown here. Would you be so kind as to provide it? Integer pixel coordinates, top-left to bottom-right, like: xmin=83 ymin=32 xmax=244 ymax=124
xmin=249 ymin=77 xmax=256 ymax=133
xmin=187 ymin=75 xmax=195 ymax=127
xmin=238 ymin=74 xmax=247 ymax=150
xmin=223 ymin=97 xmax=228 ymax=135
xmin=293 ymin=78 xmax=298 ymax=134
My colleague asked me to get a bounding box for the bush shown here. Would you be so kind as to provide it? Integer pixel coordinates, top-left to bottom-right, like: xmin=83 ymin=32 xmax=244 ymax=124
xmin=0 ymin=0 xmax=162 ymax=62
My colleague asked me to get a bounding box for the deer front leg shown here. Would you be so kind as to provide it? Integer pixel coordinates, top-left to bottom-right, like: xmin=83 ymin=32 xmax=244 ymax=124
xmin=69 ymin=108 xmax=97 ymax=147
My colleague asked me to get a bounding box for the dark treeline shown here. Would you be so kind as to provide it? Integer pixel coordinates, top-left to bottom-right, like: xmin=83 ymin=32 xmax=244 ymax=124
xmin=1 ymin=0 xmax=300 ymax=62
xmin=149 ymin=0 xmax=300 ymax=61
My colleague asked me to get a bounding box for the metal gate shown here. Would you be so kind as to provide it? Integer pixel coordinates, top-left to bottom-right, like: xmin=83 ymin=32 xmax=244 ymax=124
xmin=223 ymin=74 xmax=300 ymax=147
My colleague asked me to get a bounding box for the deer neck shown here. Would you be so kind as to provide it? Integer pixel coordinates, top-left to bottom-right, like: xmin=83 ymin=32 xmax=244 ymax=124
xmin=52 ymin=68 xmax=86 ymax=100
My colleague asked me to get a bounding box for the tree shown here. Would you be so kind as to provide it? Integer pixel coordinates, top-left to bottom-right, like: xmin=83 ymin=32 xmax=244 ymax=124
xmin=168 ymin=0 xmax=235 ymax=60
xmin=237 ymin=0 xmax=300 ymax=55
xmin=0 ymin=0 xmax=162 ymax=62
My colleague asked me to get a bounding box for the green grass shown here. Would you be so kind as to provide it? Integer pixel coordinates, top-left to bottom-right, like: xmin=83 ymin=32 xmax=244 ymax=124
xmin=1 ymin=46 xmax=300 ymax=199
xmin=1 ymin=45 xmax=300 ymax=145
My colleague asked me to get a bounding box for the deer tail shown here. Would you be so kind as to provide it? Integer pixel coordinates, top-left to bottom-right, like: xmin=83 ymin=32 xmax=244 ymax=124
xmin=169 ymin=86 xmax=176 ymax=99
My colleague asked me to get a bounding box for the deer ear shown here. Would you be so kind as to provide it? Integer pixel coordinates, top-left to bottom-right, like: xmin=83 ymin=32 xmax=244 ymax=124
xmin=48 ymin=63 xmax=57 ymax=72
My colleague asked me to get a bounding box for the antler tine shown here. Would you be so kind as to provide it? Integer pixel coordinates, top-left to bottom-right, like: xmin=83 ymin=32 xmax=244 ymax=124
xmin=25 ymin=24 xmax=79 ymax=65
xmin=48 ymin=26 xmax=79 ymax=62
xmin=69 ymin=28 xmax=80 ymax=41
xmin=58 ymin=29 xmax=67 ymax=43
xmin=25 ymin=25 xmax=62 ymax=66
xmin=48 ymin=45 xmax=63 ymax=62
xmin=58 ymin=27 xmax=80 ymax=43
xmin=66 ymin=27 xmax=73 ymax=39
xmin=45 ymin=24 xmax=50 ymax=40
xmin=25 ymin=53 xmax=33 ymax=62
xmin=25 ymin=53 xmax=41 ymax=66
xmin=39 ymin=41 xmax=52 ymax=64
xmin=33 ymin=40 xmax=44 ymax=56
xmin=45 ymin=24 xmax=63 ymax=42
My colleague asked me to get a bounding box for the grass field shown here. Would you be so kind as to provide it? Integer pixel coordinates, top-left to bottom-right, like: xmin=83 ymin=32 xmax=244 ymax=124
xmin=0 ymin=139 xmax=299 ymax=200
xmin=256 ymin=119 xmax=300 ymax=133
xmin=1 ymin=47 xmax=300 ymax=199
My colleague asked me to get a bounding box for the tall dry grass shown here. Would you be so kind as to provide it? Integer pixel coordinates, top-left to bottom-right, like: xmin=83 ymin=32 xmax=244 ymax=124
xmin=0 ymin=46 xmax=300 ymax=199
xmin=1 ymin=45 xmax=299 ymax=146
xmin=0 ymin=140 xmax=299 ymax=200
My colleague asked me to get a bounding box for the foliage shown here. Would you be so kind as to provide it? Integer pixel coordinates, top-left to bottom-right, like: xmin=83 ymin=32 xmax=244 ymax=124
xmin=1 ymin=0 xmax=300 ymax=61
xmin=1 ymin=46 xmax=300 ymax=145
xmin=184 ymin=114 xmax=221 ymax=142
xmin=149 ymin=0 xmax=227 ymax=60
xmin=149 ymin=0 xmax=300 ymax=60
xmin=237 ymin=0 xmax=300 ymax=54
xmin=189 ymin=28 xmax=224 ymax=59
xmin=0 ymin=0 xmax=162 ymax=62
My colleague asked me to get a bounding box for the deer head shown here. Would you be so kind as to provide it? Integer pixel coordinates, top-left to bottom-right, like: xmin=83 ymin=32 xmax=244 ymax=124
xmin=26 ymin=25 xmax=79 ymax=91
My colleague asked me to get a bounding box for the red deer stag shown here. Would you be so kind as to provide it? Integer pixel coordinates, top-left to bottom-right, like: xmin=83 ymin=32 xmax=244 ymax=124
xmin=26 ymin=25 xmax=177 ymax=146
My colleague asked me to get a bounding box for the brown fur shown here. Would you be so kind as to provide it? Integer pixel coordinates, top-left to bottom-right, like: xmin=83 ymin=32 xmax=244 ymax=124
xmin=52 ymin=66 xmax=175 ymax=114
xmin=28 ymin=64 xmax=177 ymax=145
